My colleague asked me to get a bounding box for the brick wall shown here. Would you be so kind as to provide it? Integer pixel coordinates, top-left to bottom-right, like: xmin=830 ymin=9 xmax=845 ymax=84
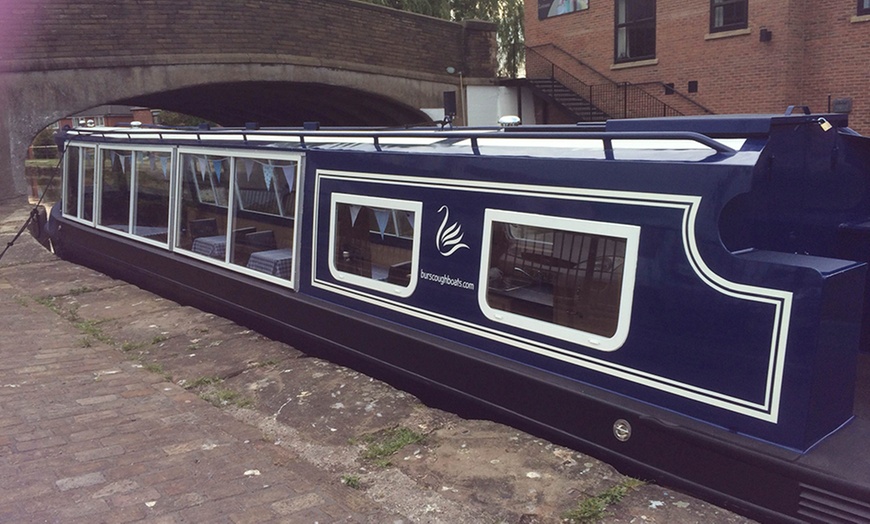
xmin=525 ymin=0 xmax=870 ymax=134
xmin=0 ymin=0 xmax=496 ymax=78
xmin=802 ymin=0 xmax=870 ymax=133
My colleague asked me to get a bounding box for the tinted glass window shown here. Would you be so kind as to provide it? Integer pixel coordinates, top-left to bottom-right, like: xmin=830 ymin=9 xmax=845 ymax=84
xmin=710 ymin=0 xmax=748 ymax=32
xmin=615 ymin=0 xmax=656 ymax=63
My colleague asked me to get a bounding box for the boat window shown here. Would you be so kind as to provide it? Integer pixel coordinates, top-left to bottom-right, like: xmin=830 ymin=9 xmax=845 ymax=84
xmin=479 ymin=210 xmax=639 ymax=351
xmin=228 ymin=156 xmax=298 ymax=281
xmin=188 ymin=154 xmax=230 ymax=207
xmin=174 ymin=150 xmax=302 ymax=287
xmin=234 ymin=158 xmax=296 ymax=217
xmin=176 ymin=153 xmax=230 ymax=254
xmin=97 ymin=148 xmax=133 ymax=232
xmin=62 ymin=145 xmax=95 ymax=222
xmin=328 ymin=193 xmax=421 ymax=297
xmin=82 ymin=148 xmax=95 ymax=222
xmin=63 ymin=146 xmax=80 ymax=218
xmin=131 ymin=150 xmax=172 ymax=243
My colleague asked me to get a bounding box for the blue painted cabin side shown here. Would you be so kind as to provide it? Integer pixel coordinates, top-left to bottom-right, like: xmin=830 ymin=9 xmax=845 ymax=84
xmin=300 ymin=119 xmax=863 ymax=451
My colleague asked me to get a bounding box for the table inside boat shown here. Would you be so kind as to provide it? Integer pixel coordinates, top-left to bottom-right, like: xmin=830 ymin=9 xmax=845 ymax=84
xmin=192 ymin=235 xmax=226 ymax=259
xmin=247 ymin=248 xmax=293 ymax=278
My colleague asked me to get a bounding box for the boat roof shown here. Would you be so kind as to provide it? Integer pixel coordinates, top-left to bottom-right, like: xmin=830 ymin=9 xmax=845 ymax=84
xmin=59 ymin=112 xmax=847 ymax=164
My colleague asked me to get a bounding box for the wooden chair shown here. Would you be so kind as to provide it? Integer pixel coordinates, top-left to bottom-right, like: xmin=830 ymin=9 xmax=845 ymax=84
xmin=234 ymin=230 xmax=277 ymax=266
xmin=242 ymin=230 xmax=277 ymax=250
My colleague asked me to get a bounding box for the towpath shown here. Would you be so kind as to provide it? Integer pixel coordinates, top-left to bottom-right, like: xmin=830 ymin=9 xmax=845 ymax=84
xmin=0 ymin=198 xmax=754 ymax=523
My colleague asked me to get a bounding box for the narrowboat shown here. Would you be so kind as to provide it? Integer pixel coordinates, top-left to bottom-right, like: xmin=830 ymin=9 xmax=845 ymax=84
xmin=42 ymin=110 xmax=870 ymax=523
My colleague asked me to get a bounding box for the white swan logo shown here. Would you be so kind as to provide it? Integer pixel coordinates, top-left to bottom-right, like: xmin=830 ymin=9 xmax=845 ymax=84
xmin=436 ymin=205 xmax=469 ymax=256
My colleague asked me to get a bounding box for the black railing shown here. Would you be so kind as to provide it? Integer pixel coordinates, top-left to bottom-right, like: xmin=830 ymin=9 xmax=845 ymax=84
xmin=527 ymin=78 xmax=609 ymax=121
xmin=526 ymin=45 xmax=714 ymax=120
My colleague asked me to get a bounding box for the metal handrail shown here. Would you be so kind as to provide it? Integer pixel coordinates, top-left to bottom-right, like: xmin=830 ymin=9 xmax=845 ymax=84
xmin=526 ymin=45 xmax=714 ymax=119
xmin=60 ymin=126 xmax=737 ymax=156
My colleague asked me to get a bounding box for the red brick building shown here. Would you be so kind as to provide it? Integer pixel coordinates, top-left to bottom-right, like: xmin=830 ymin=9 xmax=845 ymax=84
xmin=57 ymin=105 xmax=156 ymax=129
xmin=524 ymin=0 xmax=870 ymax=133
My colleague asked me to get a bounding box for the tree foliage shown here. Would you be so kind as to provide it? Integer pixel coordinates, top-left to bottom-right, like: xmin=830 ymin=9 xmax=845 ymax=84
xmin=495 ymin=0 xmax=524 ymax=78
xmin=363 ymin=0 xmax=524 ymax=78
xmin=158 ymin=111 xmax=214 ymax=127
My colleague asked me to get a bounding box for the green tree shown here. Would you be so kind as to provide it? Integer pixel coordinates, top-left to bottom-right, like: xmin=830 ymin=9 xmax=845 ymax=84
xmin=158 ymin=111 xmax=214 ymax=127
xmin=494 ymin=0 xmax=524 ymax=78
xmin=364 ymin=0 xmax=524 ymax=78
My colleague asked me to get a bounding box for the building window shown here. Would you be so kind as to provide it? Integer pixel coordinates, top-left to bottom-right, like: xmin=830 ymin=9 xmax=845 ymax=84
xmin=710 ymin=0 xmax=748 ymax=33
xmin=615 ymin=0 xmax=656 ymax=63
xmin=860 ymin=0 xmax=870 ymax=16
xmin=538 ymin=0 xmax=590 ymax=20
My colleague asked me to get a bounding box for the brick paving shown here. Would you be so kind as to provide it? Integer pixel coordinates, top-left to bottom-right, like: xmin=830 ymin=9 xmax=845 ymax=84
xmin=0 ymin=271 xmax=400 ymax=523
xmin=0 ymin=199 xmax=759 ymax=524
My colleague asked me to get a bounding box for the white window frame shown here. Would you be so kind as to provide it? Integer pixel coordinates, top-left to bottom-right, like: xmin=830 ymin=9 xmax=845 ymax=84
xmin=61 ymin=142 xmax=97 ymax=225
xmin=92 ymin=145 xmax=175 ymax=248
xmin=327 ymin=193 xmax=422 ymax=298
xmin=174 ymin=147 xmax=304 ymax=290
xmin=478 ymin=209 xmax=640 ymax=351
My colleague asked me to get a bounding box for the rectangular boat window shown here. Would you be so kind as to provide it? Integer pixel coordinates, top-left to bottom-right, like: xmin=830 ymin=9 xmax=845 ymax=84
xmin=63 ymin=146 xmax=80 ymax=218
xmin=328 ymin=193 xmax=421 ymax=297
xmin=82 ymin=148 xmax=95 ymax=222
xmin=228 ymin=157 xmax=299 ymax=281
xmin=176 ymin=152 xmax=230 ymax=255
xmin=98 ymin=148 xmax=133 ymax=232
xmin=131 ymin=150 xmax=172 ymax=243
xmin=479 ymin=210 xmax=639 ymax=351
xmin=235 ymin=159 xmax=296 ymax=217
xmin=63 ymin=145 xmax=96 ymax=222
xmin=187 ymin=154 xmax=230 ymax=207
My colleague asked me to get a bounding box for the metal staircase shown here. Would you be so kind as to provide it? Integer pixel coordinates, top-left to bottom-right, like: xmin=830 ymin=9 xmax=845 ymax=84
xmin=526 ymin=78 xmax=610 ymax=122
xmin=524 ymin=45 xmax=714 ymax=122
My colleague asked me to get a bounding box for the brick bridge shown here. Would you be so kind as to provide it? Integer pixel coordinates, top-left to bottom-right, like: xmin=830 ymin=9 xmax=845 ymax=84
xmin=0 ymin=0 xmax=497 ymax=196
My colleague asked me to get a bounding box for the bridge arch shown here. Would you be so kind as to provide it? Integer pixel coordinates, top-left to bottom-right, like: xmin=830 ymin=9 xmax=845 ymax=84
xmin=0 ymin=0 xmax=497 ymax=195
